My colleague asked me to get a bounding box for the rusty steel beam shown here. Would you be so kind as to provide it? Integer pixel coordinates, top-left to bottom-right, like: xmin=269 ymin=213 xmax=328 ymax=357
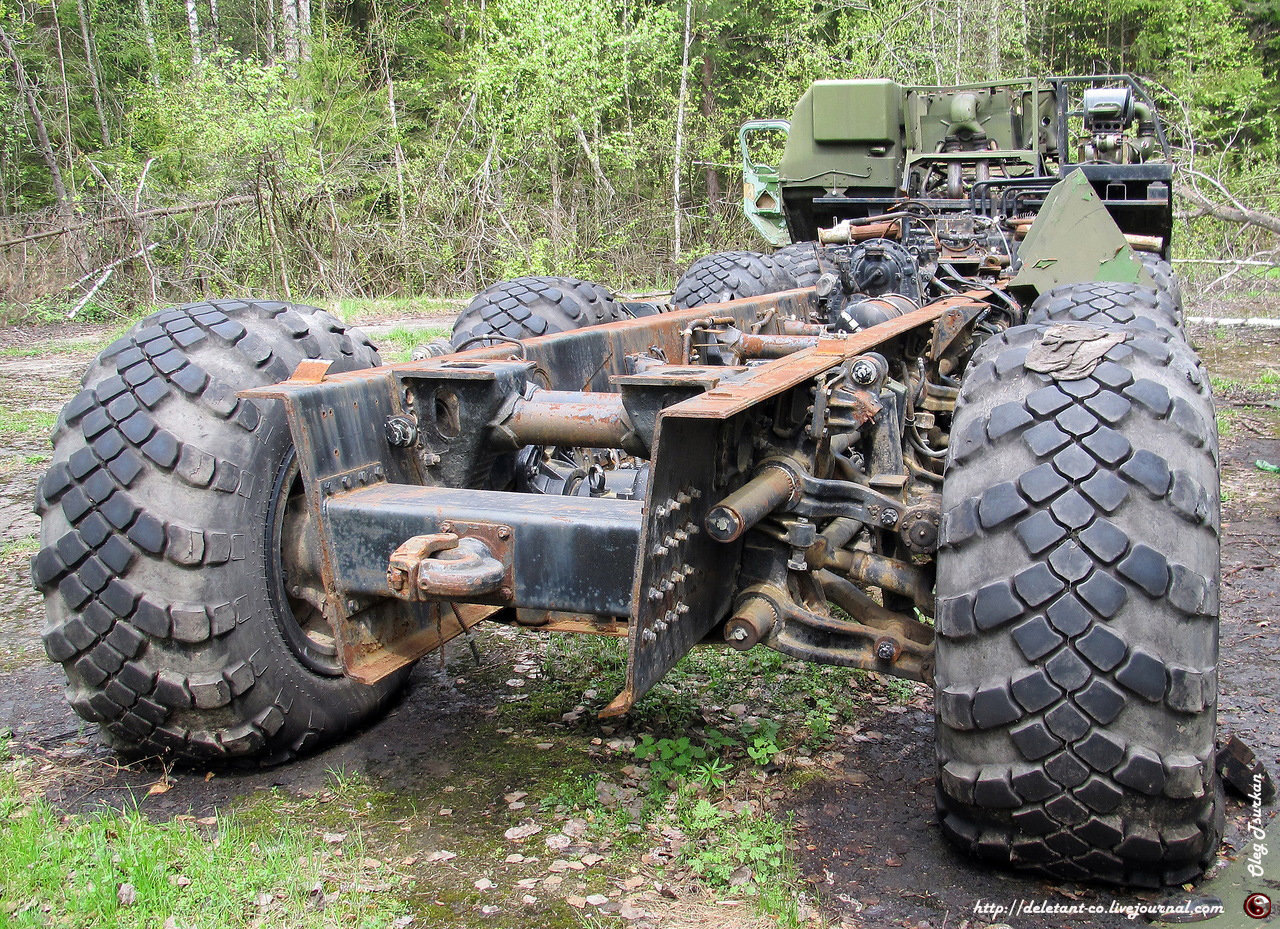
xmin=705 ymin=462 xmax=803 ymax=543
xmin=495 ymin=390 xmax=641 ymax=453
xmin=824 ymin=548 xmax=934 ymax=610
xmin=666 ymin=295 xmax=985 ymax=421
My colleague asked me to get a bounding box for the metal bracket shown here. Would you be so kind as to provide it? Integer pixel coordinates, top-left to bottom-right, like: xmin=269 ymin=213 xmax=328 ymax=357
xmin=387 ymin=523 xmax=514 ymax=601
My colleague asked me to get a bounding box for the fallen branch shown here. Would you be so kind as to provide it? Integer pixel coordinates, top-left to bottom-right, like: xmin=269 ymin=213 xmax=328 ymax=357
xmin=67 ymin=241 xmax=159 ymax=290
xmin=1176 ymin=180 xmax=1280 ymax=237
xmin=0 ymin=194 xmax=256 ymax=248
xmin=1171 ymin=258 xmax=1279 ymax=266
xmin=69 ymin=268 xmax=113 ymax=319
xmin=66 ymin=242 xmax=159 ymax=318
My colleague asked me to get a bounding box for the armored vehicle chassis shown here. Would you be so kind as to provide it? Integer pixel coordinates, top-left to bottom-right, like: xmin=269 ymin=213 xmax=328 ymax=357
xmin=36 ymin=75 xmax=1221 ymax=888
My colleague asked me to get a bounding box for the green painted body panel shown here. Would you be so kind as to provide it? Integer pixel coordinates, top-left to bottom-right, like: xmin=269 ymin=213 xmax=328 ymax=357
xmin=739 ymin=121 xmax=791 ymax=246
xmin=776 ymin=82 xmax=903 ymax=190
xmin=1008 ymin=171 xmax=1155 ymax=298
xmin=811 ymin=79 xmax=900 ymax=143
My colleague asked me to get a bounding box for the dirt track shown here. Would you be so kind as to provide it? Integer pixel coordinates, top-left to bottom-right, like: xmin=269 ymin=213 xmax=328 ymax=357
xmin=0 ymin=313 xmax=1276 ymax=929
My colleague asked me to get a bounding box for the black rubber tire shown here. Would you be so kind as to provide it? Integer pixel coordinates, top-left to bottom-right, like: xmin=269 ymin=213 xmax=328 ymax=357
xmin=34 ymin=300 xmax=409 ymax=765
xmin=672 ymin=250 xmax=797 ymax=308
xmin=451 ymin=276 xmax=629 ymax=347
xmin=771 ymin=242 xmax=823 ymax=288
xmin=935 ymin=321 xmax=1222 ymax=887
xmin=1138 ymin=252 xmax=1183 ymax=313
xmin=1027 ymin=282 xmax=1183 ymax=339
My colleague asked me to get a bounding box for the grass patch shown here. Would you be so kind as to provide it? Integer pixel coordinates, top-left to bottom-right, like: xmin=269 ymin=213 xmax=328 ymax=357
xmin=506 ymin=634 xmax=897 ymax=927
xmin=329 ymin=297 xmax=466 ymax=325
xmin=1216 ymin=408 xmax=1237 ymax=436
xmin=0 ymin=406 xmax=58 ymax=437
xmin=0 ymin=336 xmax=115 ymax=359
xmin=0 ymin=755 xmax=412 ymax=928
xmin=0 ymin=534 xmax=38 ymax=562
xmin=0 ymin=454 xmax=50 ymax=478
xmin=374 ymin=325 xmax=454 ymax=363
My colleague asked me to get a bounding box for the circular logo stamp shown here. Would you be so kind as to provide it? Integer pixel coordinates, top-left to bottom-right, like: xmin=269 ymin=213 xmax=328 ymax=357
xmin=1245 ymin=892 xmax=1272 ymax=920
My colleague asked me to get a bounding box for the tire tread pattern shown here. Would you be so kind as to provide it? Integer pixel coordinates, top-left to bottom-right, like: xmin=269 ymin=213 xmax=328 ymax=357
xmin=451 ymin=276 xmax=628 ymax=347
xmin=771 ymin=242 xmax=823 ymax=288
xmin=936 ymin=318 xmax=1222 ymax=887
xmin=36 ymin=300 xmax=401 ymax=764
xmin=672 ymin=250 xmax=797 ymax=307
xmin=1027 ymin=282 xmax=1183 ymax=339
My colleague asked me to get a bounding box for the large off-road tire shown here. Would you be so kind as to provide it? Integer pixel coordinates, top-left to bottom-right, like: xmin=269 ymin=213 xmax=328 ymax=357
xmin=451 ymin=276 xmax=629 ymax=347
xmin=935 ymin=321 xmax=1222 ymax=887
xmin=672 ymin=250 xmax=797 ymax=307
xmin=34 ymin=300 xmax=409 ymax=765
xmin=1027 ymin=282 xmax=1183 ymax=340
xmin=1137 ymin=252 xmax=1183 ymax=312
xmin=771 ymin=242 xmax=824 ymax=288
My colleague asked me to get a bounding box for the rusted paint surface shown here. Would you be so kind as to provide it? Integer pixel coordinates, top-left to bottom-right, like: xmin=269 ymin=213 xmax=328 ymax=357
xmin=666 ymin=295 xmax=982 ymax=421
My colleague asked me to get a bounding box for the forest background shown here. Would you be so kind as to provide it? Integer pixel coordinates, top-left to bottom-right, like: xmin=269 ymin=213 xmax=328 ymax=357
xmin=0 ymin=0 xmax=1277 ymax=318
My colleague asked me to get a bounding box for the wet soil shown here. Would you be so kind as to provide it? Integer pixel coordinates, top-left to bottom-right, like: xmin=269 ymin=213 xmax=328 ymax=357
xmin=0 ymin=314 xmax=1276 ymax=929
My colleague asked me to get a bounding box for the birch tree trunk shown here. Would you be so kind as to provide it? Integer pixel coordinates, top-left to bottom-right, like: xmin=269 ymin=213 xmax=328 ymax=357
xmin=373 ymin=0 xmax=406 ymax=230
xmin=185 ymin=0 xmax=203 ymax=66
xmin=48 ymin=0 xmax=76 ymax=193
xmin=138 ymin=0 xmax=160 ymax=86
xmin=209 ymin=0 xmax=221 ymax=47
xmin=700 ymin=46 xmax=721 ymax=216
xmin=282 ymin=0 xmax=299 ymax=66
xmin=672 ymin=0 xmax=693 ymax=261
xmin=0 ymin=26 xmax=72 ymax=214
xmin=76 ymin=0 xmax=111 ymax=147
xmin=265 ymin=0 xmax=277 ymax=62
xmin=298 ymin=0 xmax=312 ymax=61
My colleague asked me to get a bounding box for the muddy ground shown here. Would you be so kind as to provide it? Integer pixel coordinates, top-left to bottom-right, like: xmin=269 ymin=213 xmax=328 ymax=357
xmin=0 ymin=307 xmax=1276 ymax=929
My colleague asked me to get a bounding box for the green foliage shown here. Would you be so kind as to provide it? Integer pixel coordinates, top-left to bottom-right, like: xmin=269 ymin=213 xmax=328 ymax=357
xmin=0 ymin=404 xmax=57 ymax=436
xmin=0 ymin=764 xmax=410 ymax=928
xmin=633 ymin=734 xmax=710 ymax=781
xmin=1 ymin=0 xmax=1277 ymax=302
xmin=675 ymin=792 xmax=790 ymax=889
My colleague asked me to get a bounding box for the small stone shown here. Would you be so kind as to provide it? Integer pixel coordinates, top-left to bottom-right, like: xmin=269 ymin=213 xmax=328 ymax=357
xmin=322 ymin=832 xmax=347 ymax=845
xmin=505 ymin=854 xmax=525 ymax=863
xmin=536 ymin=742 xmax=554 ymax=750
xmin=567 ymin=896 xmax=587 ymax=909
xmin=117 ymin=883 xmax=136 ymax=906
xmin=521 ymin=895 xmax=537 ymax=905
xmin=425 ymin=850 xmax=457 ymax=862
xmin=582 ymin=854 xmax=604 ymax=866
xmin=516 ymin=878 xmax=540 ymax=889
xmin=504 ymin=791 xmax=528 ymax=803
xmin=504 ymin=822 xmax=542 ymax=841
xmin=619 ymin=901 xmax=646 ymax=920
xmin=474 ymin=878 xmax=494 ymax=891
xmin=586 ymin=894 xmax=608 ymax=906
